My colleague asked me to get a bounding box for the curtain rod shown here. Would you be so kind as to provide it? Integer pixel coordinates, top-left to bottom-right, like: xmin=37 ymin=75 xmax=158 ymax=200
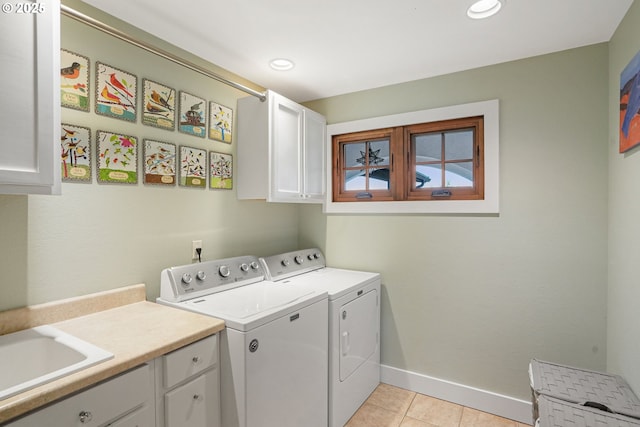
xmin=60 ymin=4 xmax=267 ymax=102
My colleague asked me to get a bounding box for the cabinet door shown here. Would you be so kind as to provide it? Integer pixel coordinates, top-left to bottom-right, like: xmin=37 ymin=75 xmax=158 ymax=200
xmin=302 ymin=109 xmax=326 ymax=202
xmin=0 ymin=0 xmax=60 ymax=194
xmin=270 ymin=94 xmax=303 ymax=202
xmin=164 ymin=370 xmax=220 ymax=427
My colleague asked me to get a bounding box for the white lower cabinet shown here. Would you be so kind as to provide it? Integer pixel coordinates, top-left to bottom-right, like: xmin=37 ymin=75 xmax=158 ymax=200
xmin=3 ymin=334 xmax=220 ymax=427
xmin=155 ymin=335 xmax=220 ymax=427
xmin=5 ymin=364 xmax=154 ymax=427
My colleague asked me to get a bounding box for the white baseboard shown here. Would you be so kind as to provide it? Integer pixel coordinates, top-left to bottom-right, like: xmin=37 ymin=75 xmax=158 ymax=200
xmin=381 ymin=364 xmax=533 ymax=425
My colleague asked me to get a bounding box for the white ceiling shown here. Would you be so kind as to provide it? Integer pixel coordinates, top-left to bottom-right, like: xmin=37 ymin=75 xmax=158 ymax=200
xmin=80 ymin=0 xmax=633 ymax=103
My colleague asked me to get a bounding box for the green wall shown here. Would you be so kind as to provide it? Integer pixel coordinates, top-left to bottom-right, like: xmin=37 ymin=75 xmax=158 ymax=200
xmin=304 ymin=43 xmax=610 ymax=400
xmin=0 ymin=0 xmax=300 ymax=310
xmin=607 ymin=0 xmax=640 ymax=394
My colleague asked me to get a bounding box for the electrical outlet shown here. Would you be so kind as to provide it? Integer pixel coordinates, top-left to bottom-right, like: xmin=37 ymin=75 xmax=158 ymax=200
xmin=192 ymin=240 xmax=202 ymax=260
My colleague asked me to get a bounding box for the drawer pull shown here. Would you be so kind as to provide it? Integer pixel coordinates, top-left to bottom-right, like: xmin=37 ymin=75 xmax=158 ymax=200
xmin=192 ymin=356 xmax=200 ymax=363
xmin=79 ymin=410 xmax=93 ymax=423
xmin=193 ymin=394 xmax=202 ymax=401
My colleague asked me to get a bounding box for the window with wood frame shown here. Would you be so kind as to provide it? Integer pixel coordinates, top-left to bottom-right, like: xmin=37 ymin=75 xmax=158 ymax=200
xmin=332 ymin=116 xmax=484 ymax=202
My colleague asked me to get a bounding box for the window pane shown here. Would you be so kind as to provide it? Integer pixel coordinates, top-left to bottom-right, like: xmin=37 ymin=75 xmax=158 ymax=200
xmin=344 ymin=169 xmax=365 ymax=191
xmin=416 ymin=165 xmax=441 ymax=188
xmin=413 ymin=133 xmax=441 ymax=162
xmin=344 ymin=143 xmax=366 ymax=168
xmin=445 ymin=162 xmax=473 ymax=187
xmin=444 ymin=130 xmax=473 ymax=161
xmin=369 ymin=168 xmax=390 ymax=189
xmin=368 ymin=140 xmax=389 ymax=167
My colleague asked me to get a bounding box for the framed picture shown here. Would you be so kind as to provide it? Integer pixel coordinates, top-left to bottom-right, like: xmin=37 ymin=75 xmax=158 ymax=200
xmin=208 ymin=102 xmax=233 ymax=143
xmin=179 ymin=92 xmax=206 ymax=137
xmin=179 ymin=146 xmax=206 ymax=188
xmin=142 ymin=79 xmax=175 ymax=130
xmin=96 ymin=130 xmax=138 ymax=184
xmin=95 ymin=62 xmax=137 ymax=122
xmin=620 ymin=49 xmax=640 ymax=153
xmin=209 ymin=151 xmax=233 ymax=189
xmin=60 ymin=49 xmax=90 ymax=111
xmin=143 ymin=139 xmax=176 ymax=185
xmin=60 ymin=123 xmax=91 ymax=182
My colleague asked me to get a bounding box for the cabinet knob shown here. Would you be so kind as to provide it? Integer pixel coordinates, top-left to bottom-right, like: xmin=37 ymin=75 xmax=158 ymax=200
xmin=79 ymin=410 xmax=93 ymax=423
xmin=192 ymin=356 xmax=200 ymax=363
xmin=193 ymin=394 xmax=202 ymax=401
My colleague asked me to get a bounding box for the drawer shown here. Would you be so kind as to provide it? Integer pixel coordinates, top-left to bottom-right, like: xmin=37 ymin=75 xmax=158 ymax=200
xmin=107 ymin=404 xmax=152 ymax=427
xmin=164 ymin=370 xmax=219 ymax=427
xmin=163 ymin=335 xmax=217 ymax=389
xmin=6 ymin=364 xmax=151 ymax=427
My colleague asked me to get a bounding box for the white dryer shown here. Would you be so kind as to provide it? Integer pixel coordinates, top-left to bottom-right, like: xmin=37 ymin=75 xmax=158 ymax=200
xmin=261 ymin=248 xmax=381 ymax=427
xmin=157 ymin=255 xmax=328 ymax=427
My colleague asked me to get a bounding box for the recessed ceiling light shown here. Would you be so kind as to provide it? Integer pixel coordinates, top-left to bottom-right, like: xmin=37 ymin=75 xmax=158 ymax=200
xmin=269 ymin=58 xmax=295 ymax=71
xmin=467 ymin=0 xmax=503 ymax=19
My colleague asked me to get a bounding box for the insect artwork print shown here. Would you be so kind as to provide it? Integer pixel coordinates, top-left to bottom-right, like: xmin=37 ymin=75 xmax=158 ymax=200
xmin=142 ymin=79 xmax=175 ymax=130
xmin=95 ymin=62 xmax=137 ymax=122
xmin=179 ymin=92 xmax=206 ymax=138
xmin=60 ymin=49 xmax=90 ymax=111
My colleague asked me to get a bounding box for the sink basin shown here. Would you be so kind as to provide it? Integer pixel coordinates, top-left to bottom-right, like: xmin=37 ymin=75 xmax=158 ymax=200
xmin=0 ymin=325 xmax=113 ymax=400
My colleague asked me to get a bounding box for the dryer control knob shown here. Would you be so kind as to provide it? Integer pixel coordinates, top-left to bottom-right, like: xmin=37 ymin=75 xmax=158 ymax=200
xmin=218 ymin=265 xmax=231 ymax=277
xmin=181 ymin=273 xmax=193 ymax=285
xmin=240 ymin=263 xmax=249 ymax=272
xmin=281 ymin=259 xmax=290 ymax=267
xmin=307 ymin=254 xmax=314 ymax=260
xmin=294 ymin=255 xmax=304 ymax=265
xmin=250 ymin=261 xmax=260 ymax=270
xmin=196 ymin=271 xmax=206 ymax=281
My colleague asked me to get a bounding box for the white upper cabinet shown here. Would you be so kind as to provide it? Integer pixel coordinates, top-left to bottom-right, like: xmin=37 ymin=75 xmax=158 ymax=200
xmin=237 ymin=90 xmax=326 ymax=203
xmin=0 ymin=0 xmax=60 ymax=195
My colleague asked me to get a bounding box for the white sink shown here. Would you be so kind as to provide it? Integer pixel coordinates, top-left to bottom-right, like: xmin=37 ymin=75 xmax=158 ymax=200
xmin=0 ymin=325 xmax=113 ymax=400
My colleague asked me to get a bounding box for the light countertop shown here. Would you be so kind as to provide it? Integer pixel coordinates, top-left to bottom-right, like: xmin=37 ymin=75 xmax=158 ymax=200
xmin=0 ymin=284 xmax=224 ymax=424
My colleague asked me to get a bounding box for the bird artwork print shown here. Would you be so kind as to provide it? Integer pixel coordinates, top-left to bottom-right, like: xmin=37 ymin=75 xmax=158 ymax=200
xmin=142 ymin=80 xmax=175 ymax=129
xmin=61 ymin=62 xmax=81 ymax=79
xmin=96 ymin=63 xmax=137 ymax=122
xmin=60 ymin=50 xmax=89 ymax=111
xmin=60 ymin=124 xmax=91 ymax=181
xmin=179 ymin=92 xmax=206 ymax=137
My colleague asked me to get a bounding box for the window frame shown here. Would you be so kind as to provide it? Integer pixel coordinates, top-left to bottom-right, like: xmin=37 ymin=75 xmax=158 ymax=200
xmin=324 ymin=99 xmax=499 ymax=214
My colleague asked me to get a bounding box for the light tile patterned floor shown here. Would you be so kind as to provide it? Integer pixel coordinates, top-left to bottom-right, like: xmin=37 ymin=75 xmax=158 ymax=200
xmin=345 ymin=383 xmax=532 ymax=427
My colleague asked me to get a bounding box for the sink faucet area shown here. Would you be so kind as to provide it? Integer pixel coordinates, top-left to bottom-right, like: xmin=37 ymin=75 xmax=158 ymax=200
xmin=0 ymin=325 xmax=113 ymax=401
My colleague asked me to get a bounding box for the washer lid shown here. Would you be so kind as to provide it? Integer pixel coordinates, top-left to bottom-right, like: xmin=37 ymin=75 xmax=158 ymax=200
xmin=178 ymin=281 xmax=326 ymax=331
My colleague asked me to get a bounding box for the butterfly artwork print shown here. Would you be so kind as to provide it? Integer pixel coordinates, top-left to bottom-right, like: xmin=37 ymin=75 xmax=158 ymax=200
xmin=60 ymin=123 xmax=91 ymax=182
xmin=209 ymin=151 xmax=232 ymax=189
xmin=179 ymin=146 xmax=206 ymax=188
xmin=96 ymin=130 xmax=138 ymax=184
xmin=60 ymin=49 xmax=90 ymax=112
xmin=142 ymin=79 xmax=175 ymax=130
xmin=208 ymin=102 xmax=233 ymax=143
xmin=179 ymin=92 xmax=206 ymax=138
xmin=143 ymin=139 xmax=176 ymax=185
xmin=95 ymin=62 xmax=137 ymax=122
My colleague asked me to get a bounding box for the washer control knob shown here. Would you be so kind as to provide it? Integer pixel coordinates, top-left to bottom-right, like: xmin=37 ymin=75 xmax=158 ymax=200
xmin=281 ymin=259 xmax=290 ymax=267
xmin=196 ymin=271 xmax=206 ymax=281
xmin=294 ymin=255 xmax=304 ymax=265
xmin=250 ymin=261 xmax=260 ymax=270
xmin=307 ymin=254 xmax=315 ymax=260
xmin=181 ymin=273 xmax=193 ymax=285
xmin=240 ymin=263 xmax=249 ymax=272
xmin=218 ymin=265 xmax=230 ymax=277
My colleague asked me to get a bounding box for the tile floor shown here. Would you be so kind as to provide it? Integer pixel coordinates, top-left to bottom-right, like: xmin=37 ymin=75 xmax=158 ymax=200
xmin=345 ymin=383 xmax=533 ymax=427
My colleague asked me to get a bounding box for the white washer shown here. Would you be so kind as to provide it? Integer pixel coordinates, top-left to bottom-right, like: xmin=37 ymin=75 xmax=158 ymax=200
xmin=261 ymin=249 xmax=381 ymax=427
xmin=157 ymin=255 xmax=328 ymax=427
